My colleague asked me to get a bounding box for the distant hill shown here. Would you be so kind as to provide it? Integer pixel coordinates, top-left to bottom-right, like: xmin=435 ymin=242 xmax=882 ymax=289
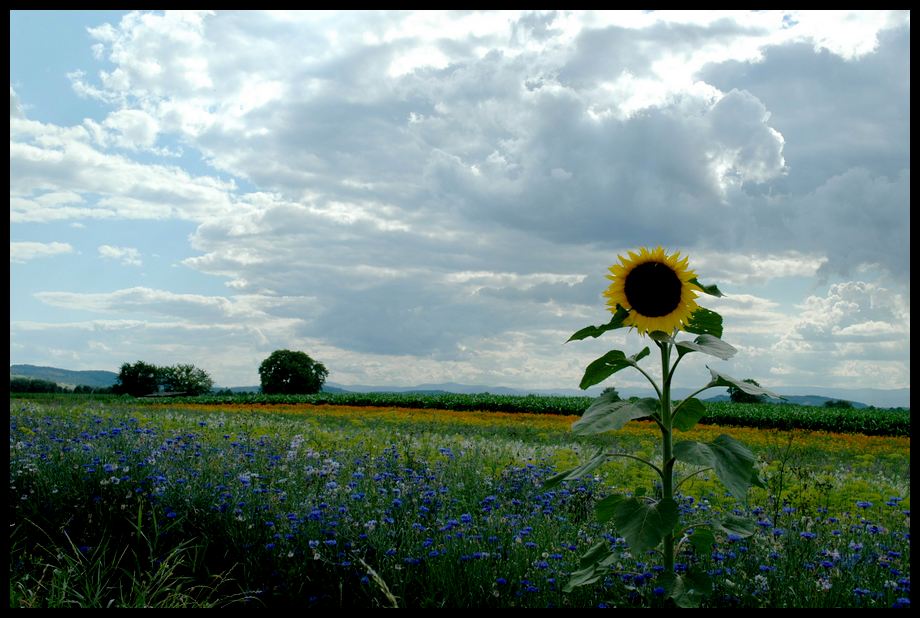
xmin=10 ymin=364 xmax=118 ymax=389
xmin=704 ymin=394 xmax=870 ymax=409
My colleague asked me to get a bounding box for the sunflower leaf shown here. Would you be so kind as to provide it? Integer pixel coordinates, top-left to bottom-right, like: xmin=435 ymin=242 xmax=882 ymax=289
xmin=603 ymin=495 xmax=680 ymax=554
xmin=676 ymin=334 xmax=737 ymax=360
xmin=542 ymin=450 xmax=609 ymax=488
xmin=567 ymin=306 xmax=630 ymax=342
xmin=686 ymin=528 xmax=716 ymax=554
xmin=670 ymin=569 xmax=713 ymax=607
xmin=578 ymin=347 xmax=648 ymax=389
xmin=707 ymin=368 xmax=781 ymax=399
xmin=672 ymin=397 xmax=708 ymax=431
xmin=689 ymin=278 xmax=724 ymax=297
xmin=715 ymin=515 xmax=758 ymax=538
xmin=684 ymin=307 xmax=723 ymax=338
xmin=674 ymin=435 xmax=760 ymax=501
xmin=572 ymin=397 xmax=659 ymax=435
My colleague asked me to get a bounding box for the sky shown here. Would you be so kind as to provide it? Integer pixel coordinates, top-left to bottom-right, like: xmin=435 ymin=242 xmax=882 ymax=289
xmin=10 ymin=10 xmax=911 ymax=393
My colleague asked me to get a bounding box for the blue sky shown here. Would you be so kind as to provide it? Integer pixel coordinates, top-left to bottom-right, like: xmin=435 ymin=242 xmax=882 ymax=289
xmin=10 ymin=10 xmax=910 ymax=392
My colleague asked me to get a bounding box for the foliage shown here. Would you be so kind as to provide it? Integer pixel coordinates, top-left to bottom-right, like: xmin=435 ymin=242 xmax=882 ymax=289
xmin=600 ymin=386 xmax=621 ymax=401
xmin=10 ymin=377 xmax=69 ymax=393
xmin=158 ymin=364 xmax=214 ymax=395
xmin=258 ymin=349 xmax=328 ymax=395
xmin=728 ymin=379 xmax=767 ymax=404
xmin=114 ymin=361 xmax=161 ymax=397
xmin=113 ymin=361 xmax=214 ymax=397
xmin=824 ymin=399 xmax=854 ymax=409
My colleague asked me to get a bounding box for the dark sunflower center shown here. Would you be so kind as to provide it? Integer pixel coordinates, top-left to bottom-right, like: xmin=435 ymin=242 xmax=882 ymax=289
xmin=624 ymin=261 xmax=682 ymax=317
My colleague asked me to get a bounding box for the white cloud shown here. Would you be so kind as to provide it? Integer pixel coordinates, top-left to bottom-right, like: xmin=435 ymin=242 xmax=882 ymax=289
xmin=98 ymin=244 xmax=143 ymax=266
xmin=10 ymin=241 xmax=74 ymax=263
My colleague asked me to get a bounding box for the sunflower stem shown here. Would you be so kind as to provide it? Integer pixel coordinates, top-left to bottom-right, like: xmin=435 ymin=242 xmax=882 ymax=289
xmin=658 ymin=341 xmax=675 ymax=578
xmin=633 ymin=364 xmax=663 ymax=401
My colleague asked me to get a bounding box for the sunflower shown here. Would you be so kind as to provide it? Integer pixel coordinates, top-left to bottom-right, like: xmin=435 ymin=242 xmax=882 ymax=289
xmin=603 ymin=246 xmax=702 ymax=336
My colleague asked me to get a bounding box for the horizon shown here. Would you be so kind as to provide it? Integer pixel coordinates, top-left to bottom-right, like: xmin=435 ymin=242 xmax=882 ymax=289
xmin=10 ymin=11 xmax=910 ymax=393
xmin=10 ymin=362 xmax=910 ymax=408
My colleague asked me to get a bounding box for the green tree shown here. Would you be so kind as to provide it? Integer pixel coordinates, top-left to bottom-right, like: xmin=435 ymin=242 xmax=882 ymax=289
xmin=824 ymin=399 xmax=854 ymax=409
xmin=114 ymin=361 xmax=160 ymax=397
xmin=727 ymin=378 xmax=767 ymax=404
xmin=159 ymin=364 xmax=214 ymax=395
xmin=9 ymin=377 xmax=67 ymax=393
xmin=259 ymin=350 xmax=328 ymax=395
xmin=601 ymin=386 xmax=621 ymax=402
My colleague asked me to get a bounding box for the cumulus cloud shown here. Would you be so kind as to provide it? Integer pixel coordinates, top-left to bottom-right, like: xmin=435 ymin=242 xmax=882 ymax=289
xmin=10 ymin=241 xmax=74 ymax=263
xmin=98 ymin=244 xmax=143 ymax=266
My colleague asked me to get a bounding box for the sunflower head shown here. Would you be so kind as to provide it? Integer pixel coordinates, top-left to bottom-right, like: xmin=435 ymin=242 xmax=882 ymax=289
xmin=603 ymin=246 xmax=702 ymax=336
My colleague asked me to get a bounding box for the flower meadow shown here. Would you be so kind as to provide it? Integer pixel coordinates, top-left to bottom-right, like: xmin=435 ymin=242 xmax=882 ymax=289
xmin=9 ymin=398 xmax=910 ymax=608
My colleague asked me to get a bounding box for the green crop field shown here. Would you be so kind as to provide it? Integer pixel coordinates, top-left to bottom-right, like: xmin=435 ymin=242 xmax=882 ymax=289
xmin=9 ymin=396 xmax=911 ymax=608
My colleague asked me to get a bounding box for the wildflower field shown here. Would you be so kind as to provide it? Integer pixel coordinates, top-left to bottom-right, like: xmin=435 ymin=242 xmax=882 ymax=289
xmin=9 ymin=397 xmax=910 ymax=608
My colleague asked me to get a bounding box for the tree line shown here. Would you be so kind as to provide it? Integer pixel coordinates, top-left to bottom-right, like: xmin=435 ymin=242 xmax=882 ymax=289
xmin=10 ymin=349 xmax=328 ymax=398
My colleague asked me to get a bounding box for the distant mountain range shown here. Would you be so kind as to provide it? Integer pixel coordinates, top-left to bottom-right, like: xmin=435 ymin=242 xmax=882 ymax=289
xmin=10 ymin=364 xmax=119 ymax=389
xmin=9 ymin=365 xmax=909 ymax=408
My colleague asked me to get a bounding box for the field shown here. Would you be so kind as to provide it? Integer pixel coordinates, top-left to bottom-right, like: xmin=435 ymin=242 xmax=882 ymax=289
xmin=9 ymin=397 xmax=911 ymax=608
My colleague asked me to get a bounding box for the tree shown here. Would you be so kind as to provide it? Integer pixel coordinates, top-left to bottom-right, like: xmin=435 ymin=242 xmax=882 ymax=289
xmin=159 ymin=364 xmax=213 ymax=395
xmin=727 ymin=378 xmax=766 ymax=404
xmin=824 ymin=399 xmax=854 ymax=409
xmin=114 ymin=361 xmax=160 ymax=397
xmin=601 ymin=386 xmax=621 ymax=402
xmin=259 ymin=350 xmax=328 ymax=395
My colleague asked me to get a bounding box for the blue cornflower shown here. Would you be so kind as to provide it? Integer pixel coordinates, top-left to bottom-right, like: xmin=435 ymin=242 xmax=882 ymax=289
xmin=800 ymin=531 xmax=817 ymax=540
xmin=856 ymin=501 xmax=873 ymax=509
xmin=653 ymin=586 xmax=666 ymax=597
xmin=892 ymin=598 xmax=910 ymax=609
xmin=496 ymin=578 xmax=507 ymax=586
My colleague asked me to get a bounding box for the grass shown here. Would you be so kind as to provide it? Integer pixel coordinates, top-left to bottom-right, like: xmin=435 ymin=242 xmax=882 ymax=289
xmin=9 ymin=397 xmax=911 ymax=608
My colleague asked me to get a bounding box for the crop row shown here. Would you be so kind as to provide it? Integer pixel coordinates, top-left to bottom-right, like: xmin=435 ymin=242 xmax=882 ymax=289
xmin=133 ymin=392 xmax=910 ymax=436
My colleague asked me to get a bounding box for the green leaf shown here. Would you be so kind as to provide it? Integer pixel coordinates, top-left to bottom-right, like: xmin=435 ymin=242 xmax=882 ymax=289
xmin=684 ymin=307 xmax=723 ymax=338
xmin=715 ymin=515 xmax=757 ymax=538
xmin=672 ymin=397 xmax=708 ymax=432
xmin=565 ymin=542 xmax=621 ymax=591
xmin=578 ymin=540 xmax=612 ymax=569
xmin=687 ymin=528 xmax=716 ymax=554
xmin=572 ymin=397 xmax=659 ymax=436
xmin=578 ymin=348 xmax=649 ymax=390
xmin=595 ymin=494 xmax=621 ymax=523
xmin=606 ymin=496 xmax=679 ymax=554
xmin=707 ymin=368 xmax=781 ymax=399
xmin=542 ymin=451 xmax=608 ymax=488
xmin=567 ymin=305 xmax=629 ymax=342
xmin=689 ymin=278 xmax=724 ymax=297
xmin=564 ymin=563 xmax=606 ymax=591
xmin=675 ymin=334 xmax=737 ymax=360
xmin=671 ymin=569 xmax=713 ymax=608
xmin=674 ymin=435 xmax=759 ymax=501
